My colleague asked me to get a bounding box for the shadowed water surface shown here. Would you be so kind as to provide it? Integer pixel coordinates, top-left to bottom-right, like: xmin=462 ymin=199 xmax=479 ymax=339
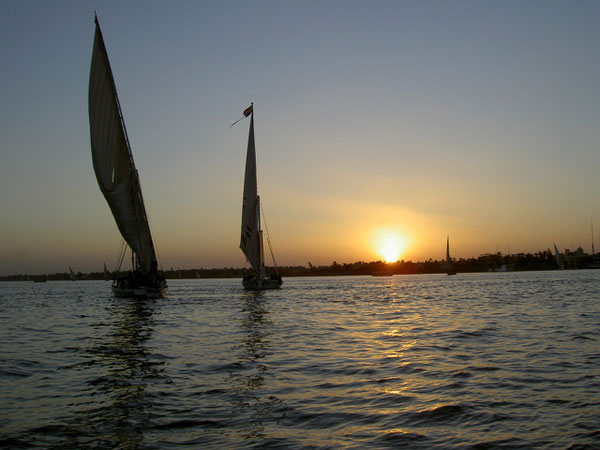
xmin=1 ymin=271 xmax=599 ymax=448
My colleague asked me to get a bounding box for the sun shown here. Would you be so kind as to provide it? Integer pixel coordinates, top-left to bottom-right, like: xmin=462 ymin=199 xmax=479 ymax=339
xmin=376 ymin=232 xmax=406 ymax=263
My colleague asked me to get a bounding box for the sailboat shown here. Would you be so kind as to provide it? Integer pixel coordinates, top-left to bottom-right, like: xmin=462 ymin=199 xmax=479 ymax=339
xmin=103 ymin=262 xmax=109 ymax=281
xmin=88 ymin=16 xmax=167 ymax=299
xmin=553 ymin=243 xmax=565 ymax=270
xmin=238 ymin=104 xmax=282 ymax=290
xmin=446 ymin=236 xmax=457 ymax=275
xmin=69 ymin=266 xmax=76 ymax=281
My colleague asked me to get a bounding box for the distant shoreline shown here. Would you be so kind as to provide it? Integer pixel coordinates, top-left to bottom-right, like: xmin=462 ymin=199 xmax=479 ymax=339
xmin=3 ymin=248 xmax=599 ymax=281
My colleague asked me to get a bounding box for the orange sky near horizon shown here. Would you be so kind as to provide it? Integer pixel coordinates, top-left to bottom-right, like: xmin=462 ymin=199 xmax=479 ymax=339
xmin=1 ymin=2 xmax=599 ymax=275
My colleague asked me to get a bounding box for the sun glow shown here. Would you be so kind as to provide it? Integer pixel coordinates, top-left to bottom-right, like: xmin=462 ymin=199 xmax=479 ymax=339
xmin=375 ymin=231 xmax=407 ymax=263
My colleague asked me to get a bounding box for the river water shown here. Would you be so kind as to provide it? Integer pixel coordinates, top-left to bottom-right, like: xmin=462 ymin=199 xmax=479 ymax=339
xmin=0 ymin=271 xmax=598 ymax=448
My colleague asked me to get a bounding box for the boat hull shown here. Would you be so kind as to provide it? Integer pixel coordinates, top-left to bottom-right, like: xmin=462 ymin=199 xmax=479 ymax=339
xmin=112 ymin=285 xmax=167 ymax=299
xmin=242 ymin=277 xmax=282 ymax=290
xmin=111 ymin=274 xmax=167 ymax=299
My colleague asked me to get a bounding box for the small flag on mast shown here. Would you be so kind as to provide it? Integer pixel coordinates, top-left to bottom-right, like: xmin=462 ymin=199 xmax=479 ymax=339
xmin=229 ymin=103 xmax=253 ymax=128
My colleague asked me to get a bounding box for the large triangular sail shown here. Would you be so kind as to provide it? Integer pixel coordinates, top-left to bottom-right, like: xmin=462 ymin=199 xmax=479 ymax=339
xmin=240 ymin=106 xmax=263 ymax=273
xmin=88 ymin=17 xmax=157 ymax=275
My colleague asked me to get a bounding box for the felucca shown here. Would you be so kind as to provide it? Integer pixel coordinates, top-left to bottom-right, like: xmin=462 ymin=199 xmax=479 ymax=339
xmin=88 ymin=16 xmax=167 ymax=298
xmin=238 ymin=104 xmax=282 ymax=290
xmin=553 ymin=243 xmax=565 ymax=270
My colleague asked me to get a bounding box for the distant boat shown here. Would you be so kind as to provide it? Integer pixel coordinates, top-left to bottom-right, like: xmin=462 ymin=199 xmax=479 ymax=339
xmin=553 ymin=243 xmax=565 ymax=270
xmin=69 ymin=266 xmax=76 ymax=281
xmin=238 ymin=104 xmax=282 ymax=290
xmin=88 ymin=15 xmax=167 ymax=299
xmin=446 ymin=236 xmax=457 ymax=275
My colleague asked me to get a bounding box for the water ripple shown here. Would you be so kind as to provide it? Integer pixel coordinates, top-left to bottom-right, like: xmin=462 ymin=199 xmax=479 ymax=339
xmin=0 ymin=272 xmax=599 ymax=447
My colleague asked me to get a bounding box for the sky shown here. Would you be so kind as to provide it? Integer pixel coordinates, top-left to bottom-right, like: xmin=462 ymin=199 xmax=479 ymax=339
xmin=1 ymin=0 xmax=599 ymax=275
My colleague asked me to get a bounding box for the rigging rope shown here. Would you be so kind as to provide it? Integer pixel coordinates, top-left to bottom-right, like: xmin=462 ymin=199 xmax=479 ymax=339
xmin=146 ymin=211 xmax=164 ymax=272
xmin=260 ymin=203 xmax=280 ymax=276
xmin=116 ymin=239 xmax=127 ymax=272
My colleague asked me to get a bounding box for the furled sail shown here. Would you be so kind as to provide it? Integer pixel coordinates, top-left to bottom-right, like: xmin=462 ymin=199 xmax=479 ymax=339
xmin=88 ymin=17 xmax=157 ymax=274
xmin=240 ymin=106 xmax=263 ymax=273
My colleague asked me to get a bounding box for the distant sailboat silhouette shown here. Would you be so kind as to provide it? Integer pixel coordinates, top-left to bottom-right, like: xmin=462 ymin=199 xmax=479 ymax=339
xmin=553 ymin=243 xmax=565 ymax=270
xmin=446 ymin=236 xmax=457 ymax=275
xmin=238 ymin=104 xmax=282 ymax=290
xmin=69 ymin=266 xmax=76 ymax=281
xmin=88 ymin=15 xmax=167 ymax=298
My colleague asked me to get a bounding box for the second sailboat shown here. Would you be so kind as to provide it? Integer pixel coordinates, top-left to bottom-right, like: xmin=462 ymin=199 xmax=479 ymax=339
xmin=239 ymin=104 xmax=283 ymax=290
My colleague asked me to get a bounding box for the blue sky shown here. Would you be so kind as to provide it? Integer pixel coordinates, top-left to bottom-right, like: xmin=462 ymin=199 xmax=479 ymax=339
xmin=1 ymin=0 xmax=599 ymax=275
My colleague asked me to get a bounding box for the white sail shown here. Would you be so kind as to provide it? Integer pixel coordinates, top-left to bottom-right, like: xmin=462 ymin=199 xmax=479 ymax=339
xmin=554 ymin=243 xmax=565 ymax=269
xmin=88 ymin=17 xmax=157 ymax=275
xmin=240 ymin=107 xmax=263 ymax=274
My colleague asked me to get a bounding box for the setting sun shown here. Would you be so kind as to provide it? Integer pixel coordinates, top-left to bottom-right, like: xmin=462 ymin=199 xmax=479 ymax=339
xmin=373 ymin=230 xmax=408 ymax=263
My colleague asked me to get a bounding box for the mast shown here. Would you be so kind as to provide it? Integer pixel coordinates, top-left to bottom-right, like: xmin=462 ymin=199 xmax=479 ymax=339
xmin=258 ymin=195 xmax=265 ymax=278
